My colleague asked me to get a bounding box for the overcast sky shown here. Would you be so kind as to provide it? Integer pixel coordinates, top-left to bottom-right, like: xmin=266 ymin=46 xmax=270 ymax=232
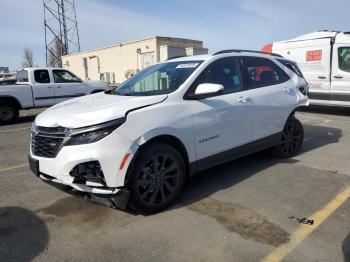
xmin=0 ymin=0 xmax=349 ymax=70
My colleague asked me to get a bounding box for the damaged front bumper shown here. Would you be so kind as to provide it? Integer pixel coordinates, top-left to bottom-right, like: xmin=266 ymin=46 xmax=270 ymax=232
xmin=29 ymin=155 xmax=131 ymax=209
xmin=41 ymin=175 xmax=131 ymax=210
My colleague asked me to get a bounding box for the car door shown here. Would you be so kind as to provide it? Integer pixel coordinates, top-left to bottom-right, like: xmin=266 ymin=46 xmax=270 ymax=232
xmin=241 ymin=56 xmax=298 ymax=140
xmin=52 ymin=69 xmax=86 ymax=103
xmin=31 ymin=69 xmax=56 ymax=107
xmin=330 ymin=45 xmax=350 ymax=104
xmin=187 ymin=57 xmax=254 ymax=163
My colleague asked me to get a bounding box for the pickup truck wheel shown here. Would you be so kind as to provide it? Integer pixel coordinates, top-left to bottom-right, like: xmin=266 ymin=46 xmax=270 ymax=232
xmin=127 ymin=143 xmax=185 ymax=214
xmin=0 ymin=102 xmax=19 ymax=124
xmin=272 ymin=116 xmax=304 ymax=158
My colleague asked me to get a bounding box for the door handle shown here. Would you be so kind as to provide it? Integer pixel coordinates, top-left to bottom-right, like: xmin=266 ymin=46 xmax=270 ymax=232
xmin=47 ymin=86 xmax=52 ymax=88
xmin=56 ymin=85 xmax=62 ymax=88
xmin=237 ymin=96 xmax=249 ymax=103
xmin=334 ymin=75 xmax=343 ymax=79
xmin=318 ymin=76 xmax=327 ymax=79
xmin=283 ymin=87 xmax=291 ymax=93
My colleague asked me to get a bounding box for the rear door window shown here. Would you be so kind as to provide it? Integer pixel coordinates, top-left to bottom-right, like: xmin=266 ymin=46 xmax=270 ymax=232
xmin=338 ymin=47 xmax=350 ymax=73
xmin=242 ymin=57 xmax=290 ymax=89
xmin=17 ymin=70 xmax=29 ymax=82
xmin=34 ymin=70 xmax=50 ymax=83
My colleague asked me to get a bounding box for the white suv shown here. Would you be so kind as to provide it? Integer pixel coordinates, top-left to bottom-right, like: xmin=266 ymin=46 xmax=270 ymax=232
xmin=29 ymin=50 xmax=309 ymax=213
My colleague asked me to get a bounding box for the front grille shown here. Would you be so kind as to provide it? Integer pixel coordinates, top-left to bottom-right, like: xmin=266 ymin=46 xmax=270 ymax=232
xmin=31 ymin=135 xmax=64 ymax=158
xmin=31 ymin=126 xmax=68 ymax=158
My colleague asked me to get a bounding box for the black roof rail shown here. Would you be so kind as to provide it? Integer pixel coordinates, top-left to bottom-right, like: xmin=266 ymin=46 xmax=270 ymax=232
xmin=166 ymin=55 xmax=186 ymax=61
xmin=213 ymin=49 xmax=283 ymax=58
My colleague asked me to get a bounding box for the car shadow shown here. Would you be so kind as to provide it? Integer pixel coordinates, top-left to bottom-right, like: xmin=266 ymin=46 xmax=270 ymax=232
xmin=171 ymin=123 xmax=342 ymax=210
xmin=0 ymin=108 xmax=48 ymax=126
xmin=0 ymin=115 xmax=37 ymax=127
xmin=0 ymin=207 xmax=49 ymax=262
xmin=16 ymin=115 xmax=37 ymax=124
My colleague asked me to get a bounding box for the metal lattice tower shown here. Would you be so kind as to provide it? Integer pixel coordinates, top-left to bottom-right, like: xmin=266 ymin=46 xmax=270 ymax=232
xmin=43 ymin=0 xmax=81 ymax=67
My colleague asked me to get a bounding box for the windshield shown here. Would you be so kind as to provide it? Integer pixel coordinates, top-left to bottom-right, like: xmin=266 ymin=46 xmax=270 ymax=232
xmin=112 ymin=60 xmax=202 ymax=96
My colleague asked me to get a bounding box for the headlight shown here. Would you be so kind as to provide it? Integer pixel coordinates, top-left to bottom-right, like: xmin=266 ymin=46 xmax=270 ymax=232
xmin=31 ymin=122 xmax=37 ymax=133
xmin=66 ymin=118 xmax=125 ymax=146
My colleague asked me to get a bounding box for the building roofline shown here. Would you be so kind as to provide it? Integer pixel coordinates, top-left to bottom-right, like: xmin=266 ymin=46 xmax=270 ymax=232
xmin=62 ymin=36 xmax=203 ymax=58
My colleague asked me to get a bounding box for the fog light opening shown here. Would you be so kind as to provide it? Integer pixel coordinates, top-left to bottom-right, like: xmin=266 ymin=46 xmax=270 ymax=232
xmin=70 ymin=161 xmax=106 ymax=186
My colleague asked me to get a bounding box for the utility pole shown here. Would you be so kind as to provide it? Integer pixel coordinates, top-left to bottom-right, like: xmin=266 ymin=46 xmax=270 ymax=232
xmin=43 ymin=0 xmax=81 ymax=67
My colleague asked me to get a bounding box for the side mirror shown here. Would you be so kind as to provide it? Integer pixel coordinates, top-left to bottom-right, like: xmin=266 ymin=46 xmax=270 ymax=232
xmin=189 ymin=83 xmax=224 ymax=99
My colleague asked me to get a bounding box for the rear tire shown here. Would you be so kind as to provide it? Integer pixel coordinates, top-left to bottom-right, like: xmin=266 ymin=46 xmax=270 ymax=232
xmin=127 ymin=143 xmax=186 ymax=214
xmin=0 ymin=101 xmax=19 ymax=125
xmin=272 ymin=116 xmax=304 ymax=158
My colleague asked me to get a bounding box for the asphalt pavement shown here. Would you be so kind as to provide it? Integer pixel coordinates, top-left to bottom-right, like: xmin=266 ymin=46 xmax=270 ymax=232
xmin=0 ymin=107 xmax=349 ymax=262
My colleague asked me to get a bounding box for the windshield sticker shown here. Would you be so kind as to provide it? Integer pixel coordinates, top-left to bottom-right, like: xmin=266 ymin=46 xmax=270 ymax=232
xmin=176 ymin=63 xmax=199 ymax=69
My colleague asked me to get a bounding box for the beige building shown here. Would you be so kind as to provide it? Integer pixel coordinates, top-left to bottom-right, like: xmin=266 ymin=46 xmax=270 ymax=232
xmin=62 ymin=36 xmax=208 ymax=84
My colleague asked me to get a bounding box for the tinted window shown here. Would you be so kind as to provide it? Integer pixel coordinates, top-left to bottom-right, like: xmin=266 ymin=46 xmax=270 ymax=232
xmin=243 ymin=57 xmax=289 ymax=89
xmin=193 ymin=57 xmax=244 ymax=95
xmin=34 ymin=70 xmax=50 ymax=83
xmin=339 ymin=47 xmax=350 ymax=73
xmin=17 ymin=70 xmax=29 ymax=82
xmin=277 ymin=59 xmax=304 ymax=78
xmin=53 ymin=70 xmax=80 ymax=83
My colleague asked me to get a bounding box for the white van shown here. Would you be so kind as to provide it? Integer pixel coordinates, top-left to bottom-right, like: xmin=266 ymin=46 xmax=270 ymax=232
xmin=262 ymin=31 xmax=350 ymax=107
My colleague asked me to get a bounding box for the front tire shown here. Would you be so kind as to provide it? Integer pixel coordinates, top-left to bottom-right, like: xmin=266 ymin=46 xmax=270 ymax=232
xmin=0 ymin=101 xmax=19 ymax=125
xmin=127 ymin=143 xmax=186 ymax=213
xmin=272 ymin=116 xmax=304 ymax=158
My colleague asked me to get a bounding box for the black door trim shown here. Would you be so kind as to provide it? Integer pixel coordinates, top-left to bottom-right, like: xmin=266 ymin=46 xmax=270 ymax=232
xmin=330 ymin=93 xmax=350 ymax=102
xmin=35 ymin=94 xmax=85 ymax=100
xmin=189 ymin=132 xmax=282 ymax=175
xmin=308 ymin=92 xmax=330 ymax=101
xmin=309 ymin=92 xmax=350 ymax=102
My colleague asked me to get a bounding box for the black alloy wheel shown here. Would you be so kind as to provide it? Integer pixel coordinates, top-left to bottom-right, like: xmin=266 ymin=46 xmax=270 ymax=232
xmin=137 ymin=154 xmax=180 ymax=205
xmin=272 ymin=116 xmax=304 ymax=158
xmin=128 ymin=143 xmax=185 ymax=213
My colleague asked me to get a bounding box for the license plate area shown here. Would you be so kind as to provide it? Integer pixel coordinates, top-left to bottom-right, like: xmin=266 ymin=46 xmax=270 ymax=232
xmin=28 ymin=156 xmax=40 ymax=177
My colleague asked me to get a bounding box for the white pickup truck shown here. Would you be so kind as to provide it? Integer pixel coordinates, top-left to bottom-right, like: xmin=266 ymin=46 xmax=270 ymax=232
xmin=0 ymin=67 xmax=108 ymax=124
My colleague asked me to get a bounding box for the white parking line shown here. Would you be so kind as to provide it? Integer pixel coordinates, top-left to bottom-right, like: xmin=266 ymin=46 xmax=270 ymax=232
xmin=0 ymin=127 xmax=31 ymax=133
xmin=0 ymin=164 xmax=28 ymax=173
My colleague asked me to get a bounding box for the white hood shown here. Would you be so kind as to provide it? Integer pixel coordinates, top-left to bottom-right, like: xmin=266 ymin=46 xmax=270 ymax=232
xmin=35 ymin=92 xmax=167 ymax=128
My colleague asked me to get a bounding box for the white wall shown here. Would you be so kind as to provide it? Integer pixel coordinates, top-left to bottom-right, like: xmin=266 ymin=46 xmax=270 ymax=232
xmin=62 ymin=37 xmax=208 ymax=84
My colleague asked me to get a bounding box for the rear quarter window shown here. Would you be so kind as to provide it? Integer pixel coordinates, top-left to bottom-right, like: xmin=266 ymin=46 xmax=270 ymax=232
xmin=17 ymin=70 xmax=29 ymax=82
xmin=277 ymin=59 xmax=304 ymax=78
